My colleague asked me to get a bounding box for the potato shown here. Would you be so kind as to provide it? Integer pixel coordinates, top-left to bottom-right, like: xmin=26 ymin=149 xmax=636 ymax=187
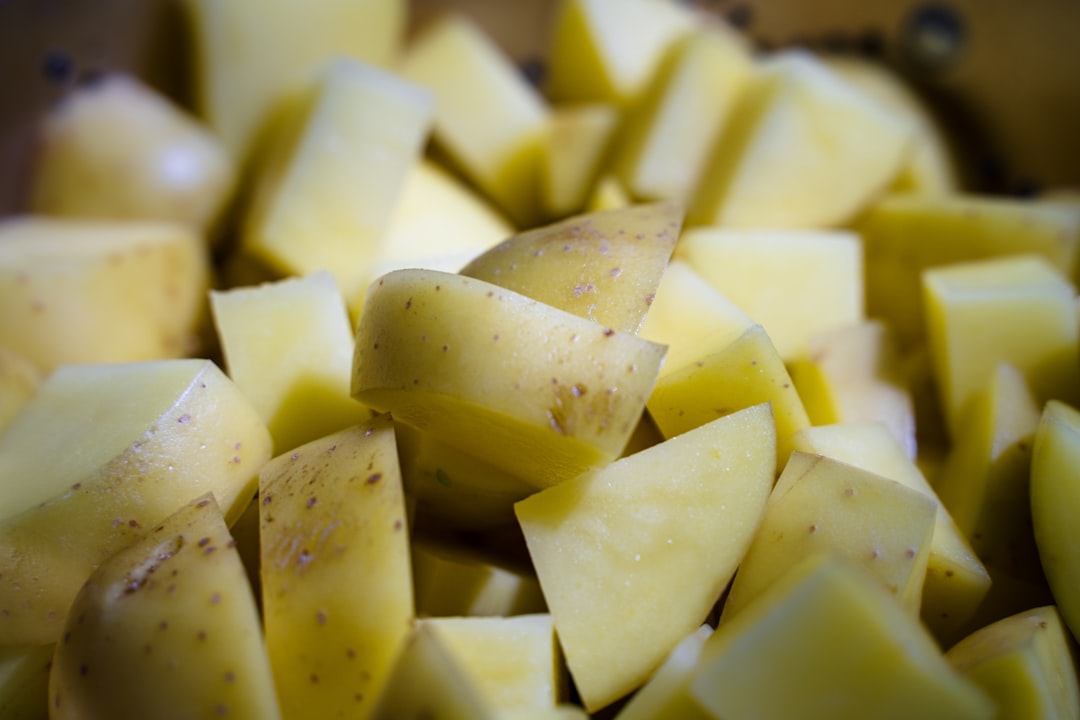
xmin=516 ymin=404 xmax=775 ymax=711
xmin=640 ymin=259 xmax=809 ymax=464
xmin=242 ymin=58 xmax=434 ymax=304
xmin=612 ymin=23 xmax=753 ymax=204
xmin=210 ymin=271 xmax=371 ymax=455
xmin=1031 ymin=400 xmax=1080 ymax=643
xmin=0 ymin=643 xmax=53 ymax=719
xmin=540 ymin=104 xmax=619 ymax=219
xmin=369 ymin=621 xmax=494 ymax=719
xmin=259 ymin=417 xmax=412 ymax=719
xmin=675 ymin=227 xmax=864 ymax=360
xmin=419 ymin=614 xmax=561 ymax=714
xmin=721 ymin=451 xmax=937 ymax=621
xmin=922 ymin=254 xmax=1080 ymax=440
xmin=689 ymin=49 xmax=913 ymax=229
xmin=183 ymin=0 xmax=406 ymax=163
xmin=460 ymin=202 xmax=682 ymax=334
xmin=0 ymin=346 xmax=40 ymax=438
xmin=352 ymin=268 xmax=666 ymax=490
xmin=0 ymin=217 xmax=208 ymax=374
xmin=398 ymin=13 xmax=549 ymax=226
xmin=856 ymin=193 xmax=1080 ymax=348
xmin=545 ymin=0 xmax=696 ymax=106
xmin=612 ymin=625 xmax=713 ymax=720
xmin=29 ymin=74 xmax=236 ymax=234
xmin=946 ymin=606 xmax=1080 ymax=720
xmin=690 ymin=553 xmax=994 ymax=720
xmin=0 ymin=358 xmax=270 ymax=646
xmin=49 ymin=494 xmax=279 ymax=720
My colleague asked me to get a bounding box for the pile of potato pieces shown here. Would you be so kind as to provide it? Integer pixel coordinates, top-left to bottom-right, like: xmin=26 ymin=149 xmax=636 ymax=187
xmin=2 ymin=0 xmax=1080 ymax=717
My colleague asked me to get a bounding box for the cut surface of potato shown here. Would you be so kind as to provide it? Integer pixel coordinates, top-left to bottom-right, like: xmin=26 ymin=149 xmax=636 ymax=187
xmin=516 ymin=404 xmax=776 ymax=711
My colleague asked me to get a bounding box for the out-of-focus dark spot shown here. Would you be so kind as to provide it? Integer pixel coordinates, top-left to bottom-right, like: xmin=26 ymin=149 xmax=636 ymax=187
xmin=519 ymin=57 xmax=546 ymax=88
xmin=42 ymin=50 xmax=73 ymax=85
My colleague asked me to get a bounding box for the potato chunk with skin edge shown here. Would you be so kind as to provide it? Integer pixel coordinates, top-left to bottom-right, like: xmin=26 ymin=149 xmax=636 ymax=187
xmin=0 ymin=359 xmax=271 ymax=647
xmin=460 ymin=202 xmax=683 ymax=335
xmin=260 ymin=417 xmax=412 ymax=719
xmin=49 ymin=494 xmax=280 ymax=720
xmin=353 ymin=269 xmax=666 ymax=490
xmin=516 ymin=403 xmax=776 ymax=712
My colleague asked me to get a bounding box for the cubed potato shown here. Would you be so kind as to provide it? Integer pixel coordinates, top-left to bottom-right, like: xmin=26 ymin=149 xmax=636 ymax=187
xmin=183 ymin=0 xmax=406 ymax=162
xmin=546 ymin=0 xmax=696 ymax=106
xmin=0 ymin=359 xmax=271 ymax=646
xmin=30 ymin=74 xmax=236 ymax=234
xmin=411 ymin=539 xmax=546 ymax=618
xmin=613 ymin=625 xmax=714 ymax=720
xmin=0 ymin=346 xmax=40 ymax=437
xmin=0 ymin=217 xmax=208 ymax=374
xmin=541 ymin=104 xmax=619 ymax=219
xmin=946 ymin=606 xmax=1080 ymax=720
xmin=640 ymin=260 xmax=809 ymax=464
xmin=612 ymin=23 xmax=753 ymax=204
xmin=856 ymin=193 xmax=1080 ymax=348
xmin=722 ymin=451 xmax=937 ymax=620
xmin=242 ymin=59 xmax=434 ymax=303
xmin=352 ymin=269 xmax=666 ymax=490
xmin=420 ymin=615 xmax=561 ymax=714
xmin=790 ymin=422 xmax=990 ymax=644
xmin=260 ymin=418 xmax=412 ymax=719
xmin=691 ymin=554 xmax=994 ymax=720
xmin=49 ymin=495 xmax=279 ymax=720
xmin=516 ymin=404 xmax=776 ymax=711
xmin=0 ymin=643 xmax=53 ymax=720
xmin=675 ymin=227 xmax=863 ymax=360
xmin=210 ymin=271 xmax=371 ymax=455
xmin=922 ymin=254 xmax=1080 ymax=440
xmin=689 ymin=49 xmax=912 ymax=229
xmin=398 ymin=13 xmax=549 ymax=226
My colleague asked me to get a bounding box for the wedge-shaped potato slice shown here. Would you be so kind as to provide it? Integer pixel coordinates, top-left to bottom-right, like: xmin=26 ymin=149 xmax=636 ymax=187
xmin=412 ymin=539 xmax=546 ymax=619
xmin=826 ymin=56 xmax=958 ymax=196
xmin=30 ymin=74 xmax=236 ymax=233
xmin=211 ymin=271 xmax=371 ymax=455
xmin=787 ymin=320 xmax=916 ymax=457
xmin=460 ymin=203 xmax=682 ymax=335
xmin=947 ymin=606 xmax=1080 ymax=720
xmin=640 ymin=259 xmax=809 ymax=464
xmin=722 ymin=452 xmax=937 ymax=621
xmin=260 ymin=417 xmax=412 ymax=719
xmin=541 ymin=103 xmax=619 ymax=220
xmin=0 ymin=643 xmax=53 ymax=719
xmin=370 ymin=622 xmax=496 ymax=720
xmin=935 ymin=365 xmax=1045 ymax=603
xmin=546 ymin=0 xmax=696 ymax=105
xmin=923 ymin=255 xmax=1080 ymax=440
xmin=398 ymin=13 xmax=549 ymax=226
xmin=243 ymin=58 xmax=433 ymax=303
xmin=613 ymin=23 xmax=753 ymax=204
xmin=613 ymin=625 xmax=713 ymax=720
xmin=0 ymin=346 xmax=39 ymax=437
xmin=183 ymin=0 xmax=406 ymax=162
xmin=353 ymin=269 xmax=666 ymax=490
xmin=420 ymin=615 xmax=561 ymax=714
xmin=689 ymin=49 xmax=912 ymax=229
xmin=791 ymin=422 xmax=990 ymax=645
xmin=856 ymin=193 xmax=1080 ymax=348
xmin=515 ymin=404 xmax=776 ymax=711
xmin=0 ymin=359 xmax=270 ymax=646
xmin=1031 ymin=400 xmax=1080 ymax=643
xmin=50 ymin=494 xmax=280 ymax=719
xmin=691 ymin=553 xmax=994 ymax=720
xmin=676 ymin=227 xmax=863 ymax=361
xmin=0 ymin=217 xmax=208 ymax=373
